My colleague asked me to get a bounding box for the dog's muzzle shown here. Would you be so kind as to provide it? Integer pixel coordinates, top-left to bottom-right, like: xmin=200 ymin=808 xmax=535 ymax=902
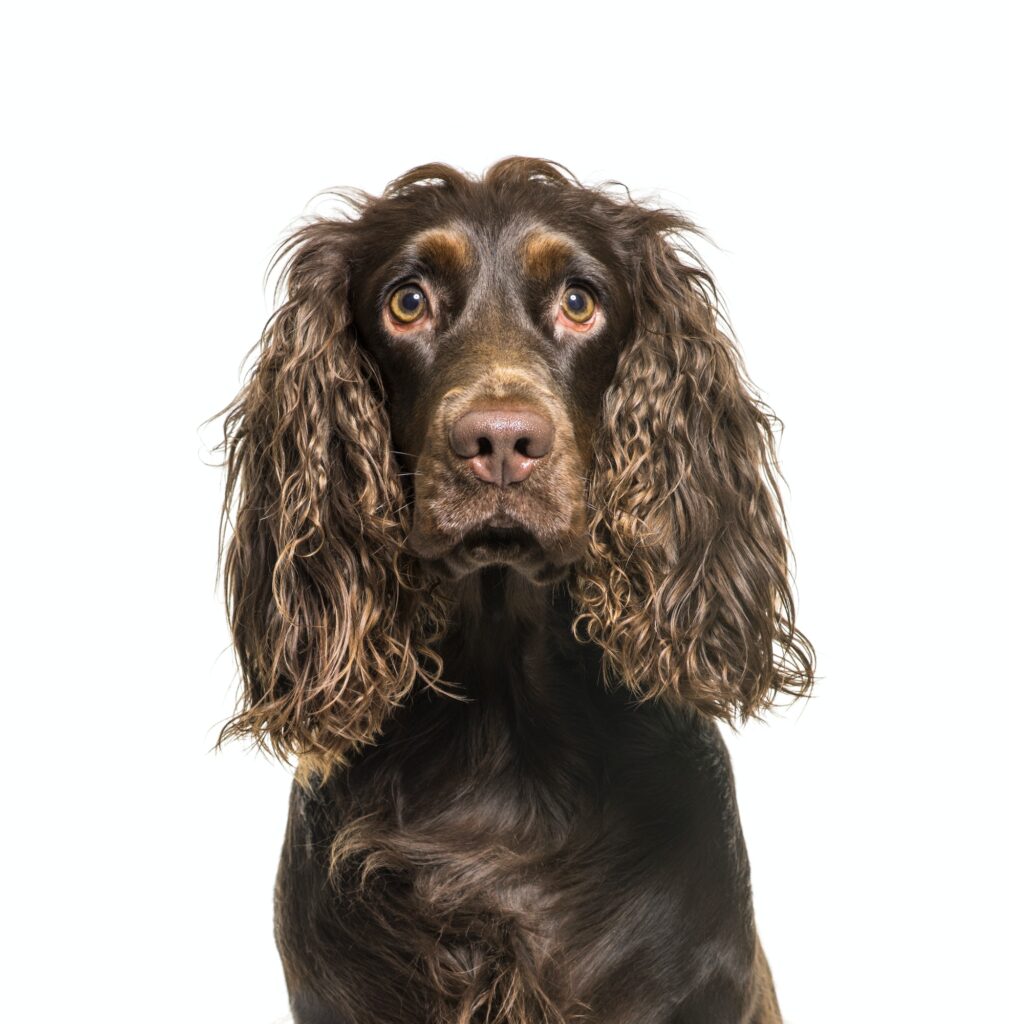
xmin=405 ymin=380 xmax=587 ymax=581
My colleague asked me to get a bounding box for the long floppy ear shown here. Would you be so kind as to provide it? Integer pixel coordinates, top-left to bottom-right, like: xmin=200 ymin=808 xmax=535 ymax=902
xmin=217 ymin=220 xmax=442 ymax=770
xmin=573 ymin=211 xmax=814 ymax=719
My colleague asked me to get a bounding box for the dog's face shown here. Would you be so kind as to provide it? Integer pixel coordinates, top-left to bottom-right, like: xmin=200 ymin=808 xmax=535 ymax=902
xmin=350 ymin=210 xmax=634 ymax=582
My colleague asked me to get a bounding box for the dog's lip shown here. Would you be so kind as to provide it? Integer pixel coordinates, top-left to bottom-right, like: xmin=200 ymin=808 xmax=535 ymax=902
xmin=405 ymin=516 xmax=540 ymax=557
xmin=484 ymin=512 xmax=526 ymax=530
xmin=461 ymin=523 xmax=540 ymax=561
xmin=406 ymin=512 xmax=587 ymax=581
xmin=406 ymin=502 xmax=588 ymax=575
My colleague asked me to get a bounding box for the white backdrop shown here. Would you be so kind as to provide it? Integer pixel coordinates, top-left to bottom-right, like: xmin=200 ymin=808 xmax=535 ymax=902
xmin=3 ymin=2 xmax=1006 ymax=1021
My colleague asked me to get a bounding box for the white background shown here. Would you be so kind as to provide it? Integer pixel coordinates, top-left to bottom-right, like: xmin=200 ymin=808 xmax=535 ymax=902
xmin=2 ymin=2 xmax=1006 ymax=1021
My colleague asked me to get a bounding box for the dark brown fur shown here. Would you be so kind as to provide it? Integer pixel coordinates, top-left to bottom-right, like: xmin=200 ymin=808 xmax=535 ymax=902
xmin=217 ymin=158 xmax=814 ymax=1023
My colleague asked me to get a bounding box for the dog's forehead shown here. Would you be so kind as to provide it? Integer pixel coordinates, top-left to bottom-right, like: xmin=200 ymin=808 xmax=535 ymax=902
xmin=397 ymin=217 xmax=605 ymax=292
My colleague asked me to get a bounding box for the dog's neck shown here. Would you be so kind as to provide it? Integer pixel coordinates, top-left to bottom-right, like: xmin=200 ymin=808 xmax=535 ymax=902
xmin=438 ymin=566 xmax=591 ymax=701
xmin=456 ymin=565 xmax=548 ymax=634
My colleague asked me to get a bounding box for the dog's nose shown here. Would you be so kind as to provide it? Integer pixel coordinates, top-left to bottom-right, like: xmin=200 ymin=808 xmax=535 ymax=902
xmin=449 ymin=408 xmax=555 ymax=485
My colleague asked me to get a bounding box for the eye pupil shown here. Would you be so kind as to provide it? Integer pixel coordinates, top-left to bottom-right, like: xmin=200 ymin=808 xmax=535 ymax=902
xmin=390 ymin=285 xmax=427 ymax=323
xmin=562 ymin=287 xmax=595 ymax=324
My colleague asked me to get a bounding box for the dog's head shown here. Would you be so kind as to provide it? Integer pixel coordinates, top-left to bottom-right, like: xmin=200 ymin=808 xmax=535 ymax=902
xmin=345 ymin=170 xmax=637 ymax=584
xmin=218 ymin=158 xmax=814 ymax=766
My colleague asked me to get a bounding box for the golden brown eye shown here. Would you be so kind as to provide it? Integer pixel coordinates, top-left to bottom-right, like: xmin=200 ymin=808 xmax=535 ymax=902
xmin=389 ymin=285 xmax=428 ymax=324
xmin=560 ymin=286 xmax=596 ymax=325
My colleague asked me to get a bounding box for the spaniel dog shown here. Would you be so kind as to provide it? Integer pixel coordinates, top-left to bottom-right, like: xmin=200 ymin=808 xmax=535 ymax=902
xmin=217 ymin=158 xmax=814 ymax=1024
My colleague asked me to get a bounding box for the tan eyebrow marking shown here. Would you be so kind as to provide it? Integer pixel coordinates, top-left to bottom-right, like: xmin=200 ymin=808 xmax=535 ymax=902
xmin=521 ymin=230 xmax=576 ymax=281
xmin=413 ymin=228 xmax=473 ymax=275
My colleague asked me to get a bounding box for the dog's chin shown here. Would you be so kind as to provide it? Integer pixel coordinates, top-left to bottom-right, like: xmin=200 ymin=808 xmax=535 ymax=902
xmin=407 ymin=519 xmax=582 ymax=584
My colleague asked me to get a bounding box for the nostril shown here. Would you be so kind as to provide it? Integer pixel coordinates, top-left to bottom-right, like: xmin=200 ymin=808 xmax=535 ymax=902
xmin=449 ymin=407 xmax=556 ymax=485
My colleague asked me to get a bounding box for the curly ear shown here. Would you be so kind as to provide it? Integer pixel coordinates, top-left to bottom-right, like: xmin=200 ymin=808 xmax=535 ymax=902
xmin=573 ymin=212 xmax=814 ymax=719
xmin=217 ymin=221 xmax=442 ymax=769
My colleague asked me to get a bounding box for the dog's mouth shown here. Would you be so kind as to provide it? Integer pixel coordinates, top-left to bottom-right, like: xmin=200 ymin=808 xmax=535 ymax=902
xmin=406 ymin=511 xmax=583 ymax=583
xmin=461 ymin=524 xmax=540 ymax=565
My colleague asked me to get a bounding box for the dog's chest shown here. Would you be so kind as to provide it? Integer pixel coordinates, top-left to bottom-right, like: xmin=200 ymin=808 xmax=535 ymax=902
xmin=331 ymin=705 xmax=615 ymax=959
xmin=286 ymin=697 xmax=749 ymax=1022
xmin=332 ymin=780 xmax=608 ymax=1007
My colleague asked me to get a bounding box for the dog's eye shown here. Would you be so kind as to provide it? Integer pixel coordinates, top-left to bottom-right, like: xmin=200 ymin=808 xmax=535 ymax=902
xmin=560 ymin=287 xmax=596 ymax=325
xmin=389 ymin=285 xmax=428 ymax=324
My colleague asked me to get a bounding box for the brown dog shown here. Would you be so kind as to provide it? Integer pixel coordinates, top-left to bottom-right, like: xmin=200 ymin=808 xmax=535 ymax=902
xmin=218 ymin=158 xmax=814 ymax=1023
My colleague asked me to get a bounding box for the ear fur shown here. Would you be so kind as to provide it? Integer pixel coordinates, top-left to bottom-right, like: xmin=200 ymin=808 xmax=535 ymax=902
xmin=217 ymin=221 xmax=442 ymax=770
xmin=573 ymin=213 xmax=814 ymax=719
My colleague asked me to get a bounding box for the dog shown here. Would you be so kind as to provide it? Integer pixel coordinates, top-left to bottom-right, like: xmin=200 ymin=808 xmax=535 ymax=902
xmin=217 ymin=157 xmax=814 ymax=1023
